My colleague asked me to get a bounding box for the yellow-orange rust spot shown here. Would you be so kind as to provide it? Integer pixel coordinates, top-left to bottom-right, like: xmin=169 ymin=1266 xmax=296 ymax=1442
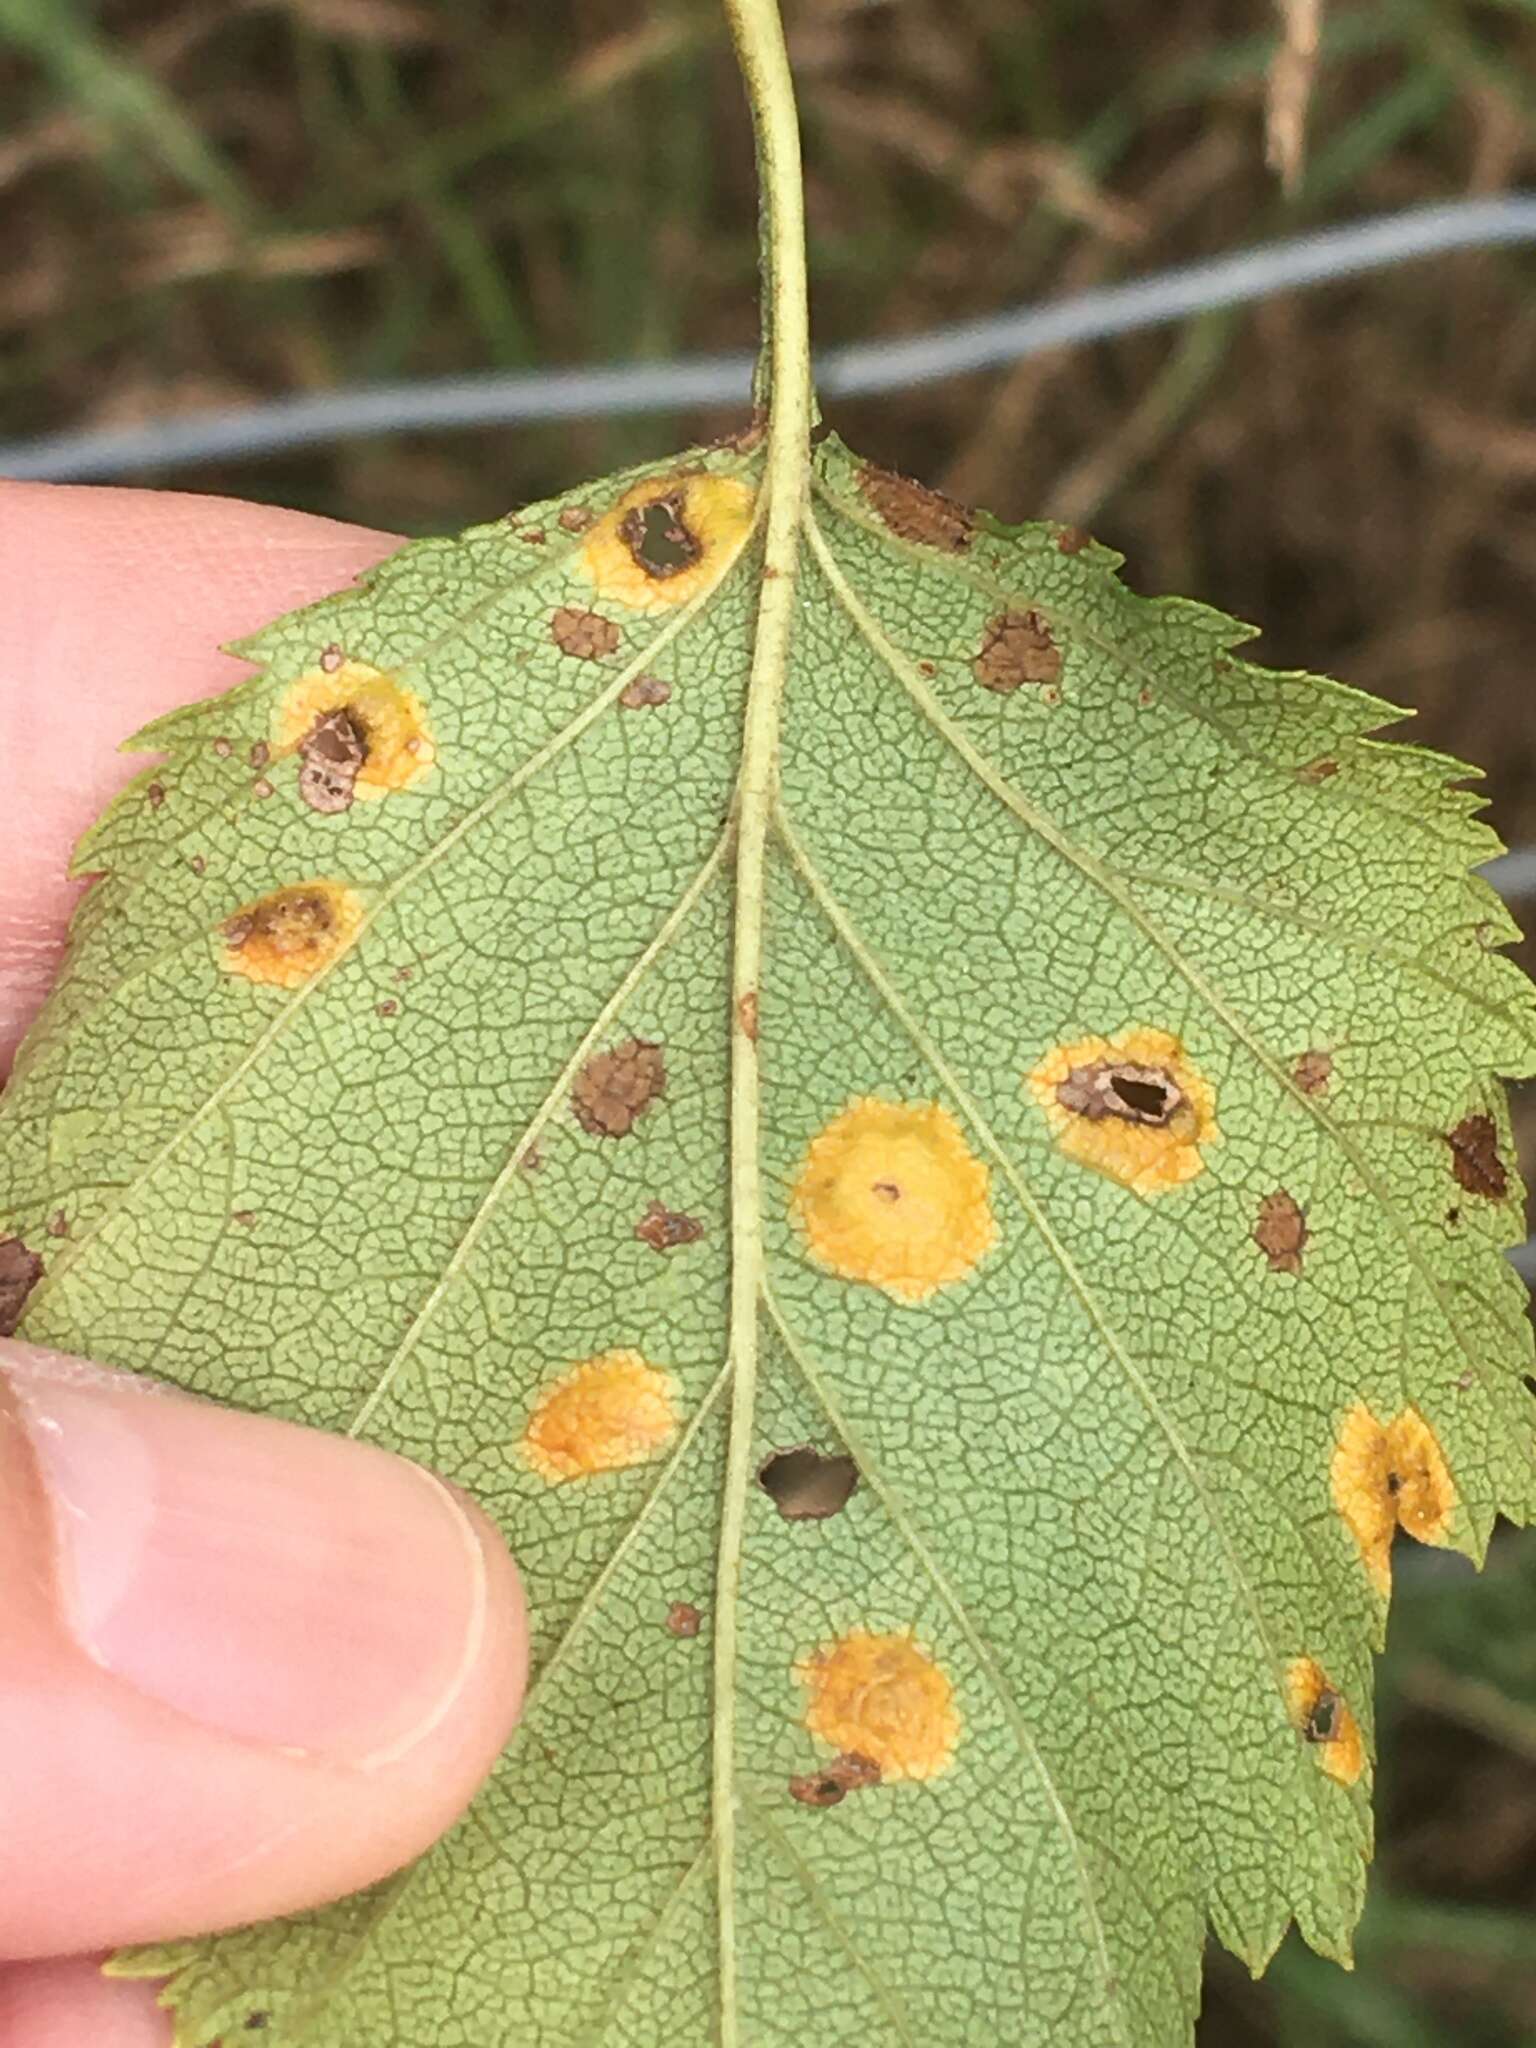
xmin=579 ymin=471 xmax=756 ymax=613
xmin=219 ymin=882 xmax=365 ymax=989
xmin=519 ymin=1350 xmax=679 ymax=1483
xmin=796 ymin=1629 xmax=959 ymax=1782
xmin=1284 ymin=1657 xmax=1364 ymax=1786
xmin=1331 ymin=1402 xmax=1456 ymax=1594
xmin=1027 ymin=1025 xmax=1220 ymax=1195
xmin=790 ymin=1097 xmax=996 ymax=1304
xmin=273 ymin=659 xmax=435 ymax=798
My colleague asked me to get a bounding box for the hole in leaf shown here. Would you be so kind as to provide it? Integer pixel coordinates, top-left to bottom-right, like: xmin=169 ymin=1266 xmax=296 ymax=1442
xmin=758 ymin=1445 xmax=859 ymax=1521
xmin=788 ymin=1752 xmax=882 ymax=1808
xmin=619 ymin=494 xmax=702 ymax=579
xmin=1109 ymin=1074 xmax=1171 ymax=1118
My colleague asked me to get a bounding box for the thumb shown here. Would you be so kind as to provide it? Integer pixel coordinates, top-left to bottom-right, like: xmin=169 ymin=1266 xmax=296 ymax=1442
xmin=0 ymin=1340 xmax=527 ymax=1959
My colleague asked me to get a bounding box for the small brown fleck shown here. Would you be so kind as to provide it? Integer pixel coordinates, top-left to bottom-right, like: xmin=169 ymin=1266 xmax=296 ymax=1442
xmin=320 ymin=643 xmax=344 ymax=673
xmin=231 ymin=1210 xmax=257 ymax=1227
xmin=376 ymin=998 xmax=399 ymax=1017
xmin=1446 ymin=1113 xmax=1508 ymax=1200
xmin=298 ymin=706 xmax=367 ymax=815
xmin=665 ymin=1601 xmax=702 ymax=1638
xmin=0 ymin=1238 xmax=44 ymax=1336
xmin=251 ymin=777 xmax=275 ymax=799
xmin=1297 ymin=756 xmax=1339 ymax=784
xmin=619 ymin=491 xmax=702 ymax=580
xmin=1056 ymin=525 xmax=1091 ymax=554
xmin=393 ymin=965 xmax=413 ymax=982
xmin=713 ymin=412 xmax=766 ymax=453
xmin=1293 ymin=1049 xmax=1333 ymax=1097
xmin=249 ymin=741 xmax=270 ymax=770
xmin=519 ymin=1143 xmax=543 ymax=1173
xmin=212 ymin=737 xmax=233 ymax=759
xmin=147 ymin=781 xmax=166 ymax=810
xmin=551 ymin=606 xmax=622 ymax=660
xmin=223 ymin=912 xmax=256 ymax=949
xmin=522 ymin=529 xmax=547 ymax=545
xmin=1457 ymin=1369 xmax=1475 ymax=1391
xmin=620 ymin=673 xmax=672 ymax=710
xmin=1254 ymin=1189 xmax=1308 ymax=1275
xmin=759 ymin=1445 xmax=860 ymax=1521
xmin=917 ymin=660 xmax=937 ymax=677
xmin=1057 ymin=1060 xmax=1180 ymax=1126
xmin=788 ymin=1752 xmax=882 ymax=1809
xmin=635 ymin=1199 xmax=705 ymax=1253
xmin=45 ymin=1210 xmax=68 ymax=1239
xmin=1446 ymin=1205 xmax=1461 ymax=1227
xmin=558 ymin=505 xmax=594 ymax=534
xmin=973 ymin=609 xmax=1062 ymax=694
xmin=738 ymin=991 xmax=759 ymax=1043
xmin=190 ymin=854 xmax=207 ymax=876
xmin=243 ymin=2015 xmax=271 ymax=2033
xmin=858 ymin=462 xmax=974 ymax=551
xmin=572 ymin=1038 xmax=666 ymax=1138
xmin=1137 ymin=686 xmax=1155 ymax=708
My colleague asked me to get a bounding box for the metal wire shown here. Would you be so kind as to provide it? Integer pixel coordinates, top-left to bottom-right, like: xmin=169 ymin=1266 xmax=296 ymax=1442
xmin=3 ymin=196 xmax=1535 ymax=481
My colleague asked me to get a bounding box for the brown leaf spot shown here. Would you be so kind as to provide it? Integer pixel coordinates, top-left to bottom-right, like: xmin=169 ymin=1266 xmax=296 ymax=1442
xmin=620 ymin=673 xmax=672 ymax=710
xmin=249 ymin=741 xmax=270 ymax=770
xmin=551 ymin=606 xmax=622 ymax=660
xmin=1056 ymin=525 xmax=1092 ymax=554
xmin=189 ymin=854 xmax=207 ymax=876
xmin=635 ymin=1200 xmax=704 ymax=1253
xmin=243 ymin=2013 xmax=271 ymax=2032
xmin=558 ymin=505 xmax=594 ymax=534
xmin=376 ymin=998 xmax=399 ymax=1018
xmin=1056 ymin=1060 xmax=1182 ymax=1126
xmin=1136 ymin=686 xmax=1155 ymax=708
xmin=973 ymin=610 xmax=1062 ymax=694
xmin=521 ymin=529 xmax=547 ymax=545
xmin=319 ymin=643 xmax=344 ymax=673
xmin=571 ymin=1038 xmax=666 ymax=1138
xmin=1255 ymin=1189 xmax=1308 ymax=1275
xmin=231 ymin=1210 xmax=257 ymax=1227
xmin=297 ymin=706 xmax=367 ymax=815
xmin=712 ymin=412 xmax=766 ymax=452
xmin=0 ymin=1238 xmax=44 ymax=1336
xmin=146 ymin=781 xmax=166 ymax=810
xmin=759 ymin=1445 xmax=860 ymax=1521
xmin=618 ymin=491 xmax=703 ymax=581
xmin=665 ymin=1601 xmax=702 ymax=1638
xmin=788 ymin=1752 xmax=883 ymax=1809
xmin=1446 ymin=1113 xmax=1507 ymax=1199
xmin=737 ymin=990 xmax=759 ymax=1043
xmin=251 ymin=777 xmax=275 ymax=799
xmin=1292 ymin=1049 xmax=1333 ymax=1096
xmin=212 ymin=737 xmax=233 ymax=758
xmin=518 ymin=1143 xmax=543 ymax=1173
xmin=917 ymin=659 xmax=937 ymax=677
xmin=45 ymin=1210 xmax=68 ymax=1239
xmin=1297 ymin=756 xmax=1339 ymax=784
xmin=858 ymin=462 xmax=974 ymax=551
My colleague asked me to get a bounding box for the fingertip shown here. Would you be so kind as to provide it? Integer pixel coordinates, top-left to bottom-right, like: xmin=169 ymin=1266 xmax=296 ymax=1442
xmin=0 ymin=1956 xmax=170 ymax=2047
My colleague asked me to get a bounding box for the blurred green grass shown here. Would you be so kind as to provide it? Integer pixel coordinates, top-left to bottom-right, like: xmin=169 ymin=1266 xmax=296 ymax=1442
xmin=2 ymin=3 xmax=1536 ymax=2040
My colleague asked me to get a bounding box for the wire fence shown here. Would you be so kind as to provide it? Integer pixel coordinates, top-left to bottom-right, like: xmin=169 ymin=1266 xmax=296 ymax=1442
xmin=4 ymin=195 xmax=1534 ymax=1278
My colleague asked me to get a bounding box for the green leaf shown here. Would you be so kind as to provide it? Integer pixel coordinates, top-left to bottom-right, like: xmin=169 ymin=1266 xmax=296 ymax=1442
xmin=4 ymin=433 xmax=1535 ymax=2048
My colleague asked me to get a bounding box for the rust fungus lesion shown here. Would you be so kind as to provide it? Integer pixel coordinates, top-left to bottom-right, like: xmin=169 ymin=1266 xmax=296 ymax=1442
xmin=219 ymin=882 xmax=366 ymax=990
xmin=973 ymin=609 xmax=1063 ymax=694
xmin=572 ymin=1038 xmax=666 ymax=1138
xmin=789 ymin=1097 xmax=996 ymax=1304
xmin=1284 ymin=1657 xmax=1364 ymax=1786
xmin=1445 ymin=1112 xmax=1508 ymax=1200
xmin=634 ymin=1200 xmax=704 ymax=1253
xmin=796 ymin=1629 xmax=959 ymax=1782
xmin=0 ymin=1236 xmax=45 ymax=1337
xmin=519 ymin=1349 xmax=680 ymax=1483
xmin=1254 ymin=1190 xmax=1308 ymax=1275
xmin=578 ymin=471 xmax=756 ymax=613
xmin=551 ymin=606 xmax=623 ymax=660
xmin=1292 ymin=1048 xmax=1333 ymax=1097
xmin=1027 ymin=1026 xmax=1220 ymax=1196
xmin=857 ymin=462 xmax=975 ymax=552
xmin=789 ymin=1752 xmax=882 ymax=1809
xmin=273 ymin=659 xmax=436 ymax=808
xmin=1331 ymin=1402 xmax=1457 ymax=1594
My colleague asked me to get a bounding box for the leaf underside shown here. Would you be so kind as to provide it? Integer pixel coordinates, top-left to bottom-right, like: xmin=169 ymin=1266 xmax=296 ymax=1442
xmin=3 ymin=434 xmax=1535 ymax=2048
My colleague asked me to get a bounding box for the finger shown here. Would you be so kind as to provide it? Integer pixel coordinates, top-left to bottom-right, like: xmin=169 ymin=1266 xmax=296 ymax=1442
xmin=0 ymin=1339 xmax=527 ymax=1959
xmin=0 ymin=482 xmax=399 ymax=1076
xmin=0 ymin=1956 xmax=169 ymax=2047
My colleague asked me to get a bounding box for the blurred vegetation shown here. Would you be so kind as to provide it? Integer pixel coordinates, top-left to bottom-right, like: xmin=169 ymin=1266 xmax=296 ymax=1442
xmin=2 ymin=1 xmax=1535 ymax=2039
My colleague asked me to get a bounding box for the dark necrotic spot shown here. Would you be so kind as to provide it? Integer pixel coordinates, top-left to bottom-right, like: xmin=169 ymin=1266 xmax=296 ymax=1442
xmin=619 ymin=493 xmax=701 ymax=579
xmin=571 ymin=1038 xmax=666 ymax=1138
xmin=788 ymin=1752 xmax=882 ymax=1809
xmin=0 ymin=1237 xmax=44 ymax=1338
xmin=1057 ymin=1061 xmax=1182 ymax=1126
xmin=1446 ymin=1113 xmax=1508 ymax=1200
xmin=635 ymin=1200 xmax=704 ymax=1253
xmin=973 ymin=609 xmax=1062 ymax=693
xmin=298 ymin=706 xmax=367 ymax=815
xmin=857 ymin=463 xmax=975 ymax=551
xmin=758 ymin=1445 xmax=859 ymax=1522
xmin=1304 ymin=1689 xmax=1341 ymax=1744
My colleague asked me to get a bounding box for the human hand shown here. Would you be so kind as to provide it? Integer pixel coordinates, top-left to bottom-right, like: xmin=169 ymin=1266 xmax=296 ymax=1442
xmin=0 ymin=484 xmax=529 ymax=2045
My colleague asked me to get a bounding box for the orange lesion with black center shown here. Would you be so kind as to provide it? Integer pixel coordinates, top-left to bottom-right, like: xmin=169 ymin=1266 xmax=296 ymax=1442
xmin=218 ymin=881 xmax=366 ymax=989
xmin=796 ymin=1629 xmax=959 ymax=1782
xmin=273 ymin=659 xmax=435 ymax=798
xmin=1284 ymin=1656 xmax=1365 ymax=1786
xmin=789 ymin=1097 xmax=996 ymax=1304
xmin=1331 ymin=1402 xmax=1456 ymax=1594
xmin=578 ymin=471 xmax=756 ymax=612
xmin=1027 ymin=1025 xmax=1220 ymax=1195
xmin=519 ymin=1350 xmax=679 ymax=1483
